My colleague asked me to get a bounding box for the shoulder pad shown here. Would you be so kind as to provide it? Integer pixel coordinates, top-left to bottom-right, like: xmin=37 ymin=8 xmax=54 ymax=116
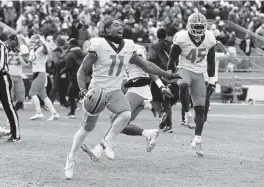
xmin=205 ymin=30 xmax=217 ymax=47
xmin=173 ymin=30 xmax=188 ymax=45
xmin=88 ymin=38 xmax=104 ymax=52
xmin=19 ymin=45 xmax=29 ymax=54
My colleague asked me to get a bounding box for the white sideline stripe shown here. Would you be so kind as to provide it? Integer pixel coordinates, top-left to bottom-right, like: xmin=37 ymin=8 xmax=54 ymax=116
xmin=219 ymin=77 xmax=264 ymax=79
xmin=209 ymin=114 xmax=264 ymax=119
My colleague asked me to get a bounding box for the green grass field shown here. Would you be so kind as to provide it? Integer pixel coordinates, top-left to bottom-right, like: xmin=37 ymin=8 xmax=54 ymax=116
xmin=1 ymin=104 xmax=264 ymax=187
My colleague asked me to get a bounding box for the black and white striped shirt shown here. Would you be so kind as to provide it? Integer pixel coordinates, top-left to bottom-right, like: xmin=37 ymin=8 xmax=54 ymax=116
xmin=0 ymin=41 xmax=8 ymax=72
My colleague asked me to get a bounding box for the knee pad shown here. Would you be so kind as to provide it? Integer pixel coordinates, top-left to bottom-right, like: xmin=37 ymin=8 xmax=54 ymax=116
xmin=194 ymin=106 xmax=205 ymax=117
xmin=81 ymin=114 xmax=99 ymax=132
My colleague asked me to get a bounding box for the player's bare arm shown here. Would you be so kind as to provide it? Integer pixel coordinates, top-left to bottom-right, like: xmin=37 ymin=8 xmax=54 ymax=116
xmin=167 ymin=44 xmax=181 ymax=72
xmin=130 ymin=53 xmax=181 ymax=79
xmin=77 ymin=52 xmax=98 ymax=91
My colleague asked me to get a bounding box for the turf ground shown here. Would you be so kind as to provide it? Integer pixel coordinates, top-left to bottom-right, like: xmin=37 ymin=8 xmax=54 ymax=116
xmin=0 ymin=103 xmax=264 ymax=187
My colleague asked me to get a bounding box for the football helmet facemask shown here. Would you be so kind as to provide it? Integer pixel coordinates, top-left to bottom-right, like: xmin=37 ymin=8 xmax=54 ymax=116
xmin=187 ymin=12 xmax=207 ymax=37
xmin=30 ymin=34 xmax=42 ymax=49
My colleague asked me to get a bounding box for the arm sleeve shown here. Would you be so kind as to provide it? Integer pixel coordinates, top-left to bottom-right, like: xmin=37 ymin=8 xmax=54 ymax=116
xmin=207 ymin=46 xmax=215 ymax=78
xmin=167 ymin=44 xmax=181 ymax=72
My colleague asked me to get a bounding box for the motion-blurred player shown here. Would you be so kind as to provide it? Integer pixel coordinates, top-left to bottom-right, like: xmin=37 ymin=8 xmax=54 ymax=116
xmin=167 ymin=12 xmax=216 ymax=156
xmin=27 ymin=34 xmax=59 ymax=120
xmin=7 ymin=34 xmax=29 ymax=112
xmin=82 ymin=43 xmax=173 ymax=160
xmin=65 ymin=20 xmax=181 ymax=179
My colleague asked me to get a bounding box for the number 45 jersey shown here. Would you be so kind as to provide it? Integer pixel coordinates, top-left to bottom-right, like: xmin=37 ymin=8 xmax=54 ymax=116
xmin=173 ymin=30 xmax=216 ymax=74
xmin=88 ymin=38 xmax=137 ymax=92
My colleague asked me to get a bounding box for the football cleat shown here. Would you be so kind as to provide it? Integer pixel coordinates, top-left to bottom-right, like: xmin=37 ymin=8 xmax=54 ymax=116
xmin=163 ymin=125 xmax=173 ymax=133
xmin=81 ymin=143 xmax=103 ymax=162
xmin=181 ymin=120 xmax=188 ymax=127
xmin=186 ymin=115 xmax=196 ymax=129
xmin=145 ymin=129 xmax=159 ymax=152
xmin=29 ymin=113 xmax=44 ymax=120
xmin=47 ymin=113 xmax=59 ymax=121
xmin=101 ymin=140 xmax=115 ymax=160
xmin=5 ymin=136 xmax=21 ymax=142
xmin=191 ymin=137 xmax=204 ymax=156
xmin=65 ymin=156 xmax=75 ymax=180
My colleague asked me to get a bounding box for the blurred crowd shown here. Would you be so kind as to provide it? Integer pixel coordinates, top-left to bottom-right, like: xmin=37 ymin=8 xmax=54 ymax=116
xmin=0 ymin=1 xmax=263 ymax=49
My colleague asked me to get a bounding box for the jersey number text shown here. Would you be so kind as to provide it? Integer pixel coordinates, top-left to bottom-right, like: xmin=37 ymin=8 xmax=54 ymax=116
xmin=109 ymin=55 xmax=124 ymax=76
xmin=186 ymin=48 xmax=206 ymax=64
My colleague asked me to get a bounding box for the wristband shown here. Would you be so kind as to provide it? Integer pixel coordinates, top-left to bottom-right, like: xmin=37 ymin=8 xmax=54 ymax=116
xmin=155 ymin=79 xmax=164 ymax=88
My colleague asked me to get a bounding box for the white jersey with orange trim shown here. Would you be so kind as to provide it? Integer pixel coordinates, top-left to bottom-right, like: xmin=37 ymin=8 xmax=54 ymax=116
xmin=8 ymin=45 xmax=29 ymax=76
xmin=88 ymin=38 xmax=137 ymax=92
xmin=125 ymin=44 xmax=152 ymax=100
xmin=126 ymin=44 xmax=148 ymax=80
xmin=173 ymin=30 xmax=216 ymax=74
xmin=29 ymin=46 xmax=48 ymax=73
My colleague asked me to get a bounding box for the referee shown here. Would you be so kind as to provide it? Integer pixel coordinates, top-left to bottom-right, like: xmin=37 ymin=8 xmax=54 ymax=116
xmin=0 ymin=39 xmax=21 ymax=142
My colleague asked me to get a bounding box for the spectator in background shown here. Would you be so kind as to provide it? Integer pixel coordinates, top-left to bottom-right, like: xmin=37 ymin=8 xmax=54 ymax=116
xmin=148 ymin=27 xmax=176 ymax=133
xmin=78 ymin=22 xmax=90 ymax=48
xmin=88 ymin=21 xmax=99 ymax=38
xmin=239 ymin=33 xmax=255 ymax=56
xmin=49 ymin=47 xmax=69 ymax=107
xmin=61 ymin=39 xmax=86 ymax=119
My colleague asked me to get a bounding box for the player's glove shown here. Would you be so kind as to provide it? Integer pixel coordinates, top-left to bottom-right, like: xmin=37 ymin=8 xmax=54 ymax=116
xmin=79 ymin=88 xmax=88 ymax=99
xmin=124 ymin=77 xmax=151 ymax=88
xmin=206 ymin=84 xmax=216 ymax=96
xmin=160 ymin=85 xmax=173 ymax=99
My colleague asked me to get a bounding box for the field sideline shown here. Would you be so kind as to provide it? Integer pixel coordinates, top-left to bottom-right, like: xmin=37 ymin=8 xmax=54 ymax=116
xmin=1 ymin=104 xmax=264 ymax=187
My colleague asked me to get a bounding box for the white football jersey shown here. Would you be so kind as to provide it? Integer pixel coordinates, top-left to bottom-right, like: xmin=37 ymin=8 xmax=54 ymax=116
xmin=89 ymin=38 xmax=137 ymax=92
xmin=29 ymin=46 xmax=48 ymax=73
xmin=173 ymin=30 xmax=216 ymax=74
xmin=8 ymin=45 xmax=29 ymax=76
xmin=125 ymin=44 xmax=148 ymax=80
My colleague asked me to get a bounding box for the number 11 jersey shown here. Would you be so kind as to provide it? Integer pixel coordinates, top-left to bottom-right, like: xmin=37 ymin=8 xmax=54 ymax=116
xmin=88 ymin=38 xmax=137 ymax=92
xmin=173 ymin=30 xmax=216 ymax=74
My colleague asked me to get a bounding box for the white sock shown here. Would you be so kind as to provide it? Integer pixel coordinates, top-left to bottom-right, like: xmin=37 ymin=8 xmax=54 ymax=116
xmin=104 ymin=111 xmax=131 ymax=142
xmin=185 ymin=111 xmax=192 ymax=117
xmin=44 ymin=97 xmax=56 ymax=114
xmin=194 ymin=135 xmax=201 ymax=143
xmin=142 ymin=129 xmax=148 ymax=137
xmin=69 ymin=127 xmax=89 ymax=161
xmin=31 ymin=95 xmax=42 ymax=114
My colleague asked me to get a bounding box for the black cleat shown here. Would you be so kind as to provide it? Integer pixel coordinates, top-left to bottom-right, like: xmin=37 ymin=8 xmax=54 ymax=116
xmin=5 ymin=136 xmax=21 ymax=142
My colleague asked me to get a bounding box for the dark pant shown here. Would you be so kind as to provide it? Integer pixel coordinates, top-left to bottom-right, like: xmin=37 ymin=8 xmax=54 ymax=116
xmin=67 ymin=79 xmax=80 ymax=115
xmin=0 ymin=73 xmax=20 ymax=138
xmin=50 ymin=78 xmax=69 ymax=106
xmin=150 ymin=82 xmax=178 ymax=127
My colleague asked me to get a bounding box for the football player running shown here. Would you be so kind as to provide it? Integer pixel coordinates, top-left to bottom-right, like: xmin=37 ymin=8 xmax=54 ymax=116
xmin=167 ymin=12 xmax=216 ymax=156
xmin=7 ymin=34 xmax=29 ymax=112
xmin=27 ymin=35 xmax=59 ymax=121
xmin=82 ymin=42 xmax=173 ymax=160
xmin=65 ymin=20 xmax=181 ymax=179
